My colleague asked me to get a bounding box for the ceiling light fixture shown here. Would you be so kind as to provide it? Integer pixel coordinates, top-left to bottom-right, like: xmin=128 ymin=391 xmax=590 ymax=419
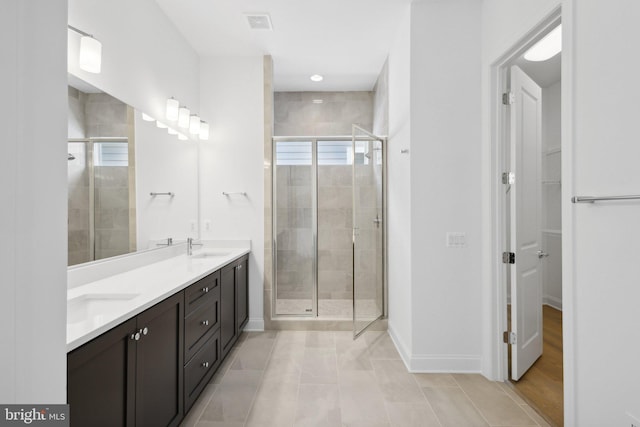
xmin=189 ymin=114 xmax=201 ymax=135
xmin=68 ymin=25 xmax=102 ymax=74
xmin=166 ymin=97 xmax=179 ymax=121
xmin=310 ymin=74 xmax=324 ymax=82
xmin=524 ymin=24 xmax=562 ymax=62
xmin=178 ymin=106 xmax=190 ymax=128
xmin=199 ymin=121 xmax=210 ymax=140
xmin=141 ymin=113 xmax=154 ymax=122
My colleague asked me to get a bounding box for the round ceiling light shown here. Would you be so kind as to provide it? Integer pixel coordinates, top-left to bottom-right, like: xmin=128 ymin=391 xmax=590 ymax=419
xmin=310 ymin=74 xmax=324 ymax=82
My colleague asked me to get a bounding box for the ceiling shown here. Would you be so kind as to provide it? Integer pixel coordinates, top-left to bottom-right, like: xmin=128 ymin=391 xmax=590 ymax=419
xmin=154 ymin=0 xmax=412 ymax=92
xmin=514 ymin=52 xmax=561 ymax=88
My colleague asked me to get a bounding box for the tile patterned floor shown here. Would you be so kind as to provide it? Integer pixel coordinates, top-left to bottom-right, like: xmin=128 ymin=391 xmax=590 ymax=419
xmin=180 ymin=331 xmax=551 ymax=427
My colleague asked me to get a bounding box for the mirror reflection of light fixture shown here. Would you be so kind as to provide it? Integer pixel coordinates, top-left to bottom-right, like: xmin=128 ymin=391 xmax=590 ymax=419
xmin=524 ymin=24 xmax=562 ymax=62
xmin=178 ymin=133 xmax=188 ymax=141
xmin=156 ymin=121 xmax=168 ymax=129
xmin=178 ymin=106 xmax=190 ymax=128
xmin=141 ymin=113 xmax=154 ymax=122
xmin=168 ymin=127 xmax=178 ymax=135
xmin=199 ymin=121 xmax=210 ymax=140
xmin=68 ymin=25 xmax=102 ymax=74
xmin=166 ymin=97 xmax=179 ymax=121
xmin=189 ymin=114 xmax=201 ymax=135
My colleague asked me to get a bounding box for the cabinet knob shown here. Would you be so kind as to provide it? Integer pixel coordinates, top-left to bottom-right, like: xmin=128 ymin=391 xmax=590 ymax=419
xmin=237 ymin=264 xmax=242 ymax=270
xmin=201 ymin=362 xmax=209 ymax=368
xmin=141 ymin=327 xmax=149 ymax=336
xmin=131 ymin=332 xmax=141 ymax=341
xmin=201 ymin=320 xmax=209 ymax=326
xmin=202 ymin=287 xmax=209 ymax=293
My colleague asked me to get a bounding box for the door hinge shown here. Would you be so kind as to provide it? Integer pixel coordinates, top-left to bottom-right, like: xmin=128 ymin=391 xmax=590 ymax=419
xmin=503 ymin=331 xmax=517 ymax=344
xmin=502 ymin=252 xmax=515 ymax=264
xmin=502 ymin=172 xmax=515 ymax=185
xmin=502 ymin=91 xmax=515 ymax=105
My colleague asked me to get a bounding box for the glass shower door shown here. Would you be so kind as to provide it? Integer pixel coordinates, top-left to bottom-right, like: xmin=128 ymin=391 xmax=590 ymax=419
xmin=352 ymin=126 xmax=385 ymax=338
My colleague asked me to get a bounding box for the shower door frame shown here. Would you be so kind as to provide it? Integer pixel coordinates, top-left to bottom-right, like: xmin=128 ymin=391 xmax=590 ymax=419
xmin=271 ymin=134 xmax=387 ymax=321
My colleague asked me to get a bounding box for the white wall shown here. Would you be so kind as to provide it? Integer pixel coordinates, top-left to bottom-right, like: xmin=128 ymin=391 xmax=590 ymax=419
xmin=0 ymin=0 xmax=68 ymax=403
xmin=386 ymin=7 xmax=413 ymax=363
xmin=570 ymin=1 xmax=640 ymax=424
xmin=68 ymin=0 xmax=200 ymax=121
xmin=199 ymin=57 xmax=265 ymax=330
xmin=408 ymin=0 xmax=483 ymax=371
xmin=135 ymin=113 xmax=199 ymax=247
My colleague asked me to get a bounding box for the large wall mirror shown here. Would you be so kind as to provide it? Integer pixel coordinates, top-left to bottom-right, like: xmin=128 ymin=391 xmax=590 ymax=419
xmin=67 ymin=74 xmax=199 ymax=266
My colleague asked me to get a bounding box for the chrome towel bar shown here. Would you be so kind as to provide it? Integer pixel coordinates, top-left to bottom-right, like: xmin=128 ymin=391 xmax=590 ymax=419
xmin=150 ymin=192 xmax=174 ymax=196
xmin=222 ymin=192 xmax=247 ymax=196
xmin=571 ymin=195 xmax=640 ymax=203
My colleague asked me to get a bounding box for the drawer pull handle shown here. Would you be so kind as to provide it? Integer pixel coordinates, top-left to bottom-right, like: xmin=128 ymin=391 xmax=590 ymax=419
xmin=201 ymin=320 xmax=209 ymax=326
xmin=201 ymin=362 xmax=209 ymax=368
xmin=202 ymin=287 xmax=209 ymax=293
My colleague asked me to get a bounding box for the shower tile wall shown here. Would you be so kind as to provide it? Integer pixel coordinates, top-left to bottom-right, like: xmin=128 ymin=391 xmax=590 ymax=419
xmin=317 ymin=165 xmax=353 ymax=303
xmin=68 ymin=142 xmax=91 ymax=265
xmin=274 ymin=92 xmax=373 ymax=136
xmin=94 ymin=166 xmax=131 ymax=260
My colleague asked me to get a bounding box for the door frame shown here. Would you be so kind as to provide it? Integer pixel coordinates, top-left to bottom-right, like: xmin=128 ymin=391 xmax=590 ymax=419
xmin=488 ymin=4 xmax=576 ymax=425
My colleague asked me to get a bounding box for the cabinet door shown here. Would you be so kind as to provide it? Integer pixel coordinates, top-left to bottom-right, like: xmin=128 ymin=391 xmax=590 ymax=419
xmin=135 ymin=292 xmax=184 ymax=427
xmin=236 ymin=256 xmax=249 ymax=332
xmin=220 ymin=263 xmax=237 ymax=357
xmin=68 ymin=318 xmax=137 ymax=427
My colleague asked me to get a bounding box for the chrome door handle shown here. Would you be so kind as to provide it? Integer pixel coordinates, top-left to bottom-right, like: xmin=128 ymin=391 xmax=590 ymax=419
xmin=373 ymin=215 xmax=381 ymax=227
xmin=537 ymin=250 xmax=549 ymax=259
xmin=201 ymin=320 xmax=209 ymax=326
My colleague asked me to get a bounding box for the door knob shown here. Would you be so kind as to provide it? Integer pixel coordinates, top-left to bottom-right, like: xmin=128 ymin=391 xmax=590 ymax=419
xmin=537 ymin=250 xmax=549 ymax=259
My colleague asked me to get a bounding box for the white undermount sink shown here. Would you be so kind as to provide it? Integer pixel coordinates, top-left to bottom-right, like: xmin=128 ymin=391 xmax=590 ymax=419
xmin=67 ymin=293 xmax=140 ymax=323
xmin=190 ymin=250 xmax=232 ymax=259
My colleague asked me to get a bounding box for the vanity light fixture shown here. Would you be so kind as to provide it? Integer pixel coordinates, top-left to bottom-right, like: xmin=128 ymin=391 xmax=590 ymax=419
xmin=166 ymin=97 xmax=179 ymax=121
xmin=310 ymin=74 xmax=324 ymax=82
xmin=156 ymin=121 xmax=168 ymax=129
xmin=178 ymin=133 xmax=188 ymax=141
xmin=141 ymin=113 xmax=154 ymax=121
xmin=199 ymin=121 xmax=210 ymax=140
xmin=68 ymin=25 xmax=102 ymax=74
xmin=524 ymin=24 xmax=562 ymax=62
xmin=178 ymin=106 xmax=190 ymax=128
xmin=189 ymin=114 xmax=201 ymax=135
xmin=168 ymin=127 xmax=178 ymax=135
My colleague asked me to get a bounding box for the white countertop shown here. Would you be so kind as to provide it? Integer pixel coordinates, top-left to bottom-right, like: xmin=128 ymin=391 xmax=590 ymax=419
xmin=67 ymin=244 xmax=250 ymax=352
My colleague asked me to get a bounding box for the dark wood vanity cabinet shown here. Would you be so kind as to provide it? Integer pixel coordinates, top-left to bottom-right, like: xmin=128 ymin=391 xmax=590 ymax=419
xmin=68 ymin=255 xmax=248 ymax=426
xmin=221 ymin=255 xmax=249 ymax=358
xmin=67 ymin=292 xmax=184 ymax=427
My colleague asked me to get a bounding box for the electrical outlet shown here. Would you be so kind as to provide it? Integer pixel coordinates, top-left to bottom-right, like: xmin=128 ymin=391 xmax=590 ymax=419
xmin=627 ymin=412 xmax=640 ymax=427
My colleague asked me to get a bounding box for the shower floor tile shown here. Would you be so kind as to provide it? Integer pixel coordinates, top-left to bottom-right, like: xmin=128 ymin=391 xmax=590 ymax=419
xmin=275 ymin=298 xmax=380 ymax=319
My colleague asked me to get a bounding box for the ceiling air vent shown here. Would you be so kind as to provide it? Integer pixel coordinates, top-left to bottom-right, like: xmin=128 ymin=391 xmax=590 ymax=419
xmin=245 ymin=13 xmax=273 ymax=30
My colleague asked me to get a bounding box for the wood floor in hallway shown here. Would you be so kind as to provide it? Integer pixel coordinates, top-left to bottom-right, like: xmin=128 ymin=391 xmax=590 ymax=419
xmin=510 ymin=305 xmax=564 ymax=427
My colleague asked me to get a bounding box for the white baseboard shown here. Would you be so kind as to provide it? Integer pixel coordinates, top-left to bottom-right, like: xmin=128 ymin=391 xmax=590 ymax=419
xmin=387 ymin=324 xmax=482 ymax=373
xmin=243 ymin=318 xmax=265 ymax=331
xmin=543 ymin=295 xmax=563 ymax=311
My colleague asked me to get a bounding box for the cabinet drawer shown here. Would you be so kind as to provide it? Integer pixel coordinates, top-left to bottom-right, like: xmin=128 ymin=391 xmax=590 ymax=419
xmin=185 ymin=270 xmax=220 ymax=316
xmin=184 ymin=330 xmax=220 ymax=412
xmin=185 ymin=299 xmax=219 ymax=362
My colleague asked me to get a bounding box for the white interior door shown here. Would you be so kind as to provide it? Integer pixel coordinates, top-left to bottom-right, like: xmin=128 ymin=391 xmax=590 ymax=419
xmin=510 ymin=66 xmax=543 ymax=381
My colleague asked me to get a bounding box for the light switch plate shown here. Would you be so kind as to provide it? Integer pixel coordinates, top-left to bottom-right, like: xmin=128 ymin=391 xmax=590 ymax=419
xmin=446 ymin=232 xmax=466 ymax=248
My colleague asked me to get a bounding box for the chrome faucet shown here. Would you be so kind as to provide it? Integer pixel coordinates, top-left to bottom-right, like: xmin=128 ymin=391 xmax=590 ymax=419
xmin=187 ymin=237 xmax=203 ymax=256
xmin=156 ymin=237 xmax=173 ymax=247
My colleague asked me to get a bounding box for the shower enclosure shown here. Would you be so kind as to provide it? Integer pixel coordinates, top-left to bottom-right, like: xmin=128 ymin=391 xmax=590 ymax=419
xmin=67 ymin=137 xmax=135 ymax=266
xmin=273 ymin=125 xmax=385 ymax=336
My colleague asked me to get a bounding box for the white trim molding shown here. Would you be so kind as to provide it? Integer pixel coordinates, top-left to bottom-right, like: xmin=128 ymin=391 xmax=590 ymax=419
xmin=244 ymin=317 xmax=265 ymax=331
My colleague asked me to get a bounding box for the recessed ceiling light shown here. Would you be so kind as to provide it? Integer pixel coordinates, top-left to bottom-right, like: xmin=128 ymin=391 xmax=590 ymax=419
xmin=524 ymin=24 xmax=562 ymax=62
xmin=245 ymin=13 xmax=273 ymax=30
xmin=310 ymin=74 xmax=323 ymax=82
